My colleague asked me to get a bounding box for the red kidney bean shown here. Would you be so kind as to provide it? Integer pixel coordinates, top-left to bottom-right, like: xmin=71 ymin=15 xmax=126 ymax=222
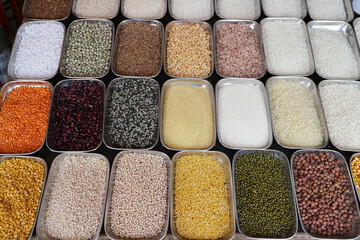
xmin=47 ymin=81 xmax=104 ymax=151
xmin=293 ymin=152 xmax=354 ymax=236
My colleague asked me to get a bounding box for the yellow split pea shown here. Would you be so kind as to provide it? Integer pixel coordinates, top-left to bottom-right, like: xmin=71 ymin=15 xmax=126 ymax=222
xmin=351 ymin=156 xmax=360 ymax=194
xmin=174 ymin=154 xmax=230 ymax=239
xmin=0 ymin=158 xmax=44 ymax=240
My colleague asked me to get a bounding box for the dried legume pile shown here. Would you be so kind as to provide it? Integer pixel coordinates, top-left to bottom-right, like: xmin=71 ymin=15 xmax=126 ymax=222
xmin=0 ymin=86 xmax=51 ymax=154
xmin=217 ymin=83 xmax=270 ymax=149
xmin=307 ymin=0 xmax=349 ymax=21
xmin=293 ymin=152 xmax=354 ymax=236
xmin=45 ymin=155 xmax=107 ymax=240
xmin=122 ymin=0 xmax=166 ymax=18
xmin=216 ymin=22 xmax=265 ymax=78
xmin=175 ymin=154 xmax=230 ymax=239
xmin=268 ymin=79 xmax=324 ymax=148
xmin=234 ymin=152 xmax=294 ymax=238
xmin=162 ymin=84 xmax=214 ymax=150
xmin=170 ymin=0 xmax=213 ymax=20
xmin=62 ymin=21 xmax=112 ymax=77
xmin=319 ymin=83 xmax=360 ymax=150
xmin=23 ymin=0 xmax=71 ymax=19
xmin=47 ymin=81 xmax=104 ymax=151
xmin=166 ymin=23 xmax=212 ymax=78
xmin=110 ymin=152 xmax=168 ymax=238
xmin=261 ymin=0 xmax=304 ymax=17
xmin=0 ymin=158 xmax=44 ymax=239
xmin=73 ymin=0 xmax=120 ymax=18
xmin=104 ymin=78 xmax=158 ymax=149
xmin=216 ymin=0 xmax=259 ymax=19
xmin=351 ymin=156 xmax=360 ymax=195
xmin=13 ymin=22 xmax=64 ymax=79
xmin=309 ymin=28 xmax=360 ymax=79
xmin=114 ymin=22 xmax=161 ymax=77
xmin=261 ymin=19 xmax=312 ymax=75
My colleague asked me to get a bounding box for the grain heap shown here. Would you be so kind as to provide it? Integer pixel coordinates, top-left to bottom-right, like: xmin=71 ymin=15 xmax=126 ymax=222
xmin=216 ymin=0 xmax=259 ymax=19
xmin=73 ymin=0 xmax=120 ymax=18
xmin=170 ymin=0 xmax=213 ymax=20
xmin=23 ymin=0 xmax=71 ymax=19
xmin=122 ymin=0 xmax=166 ymax=18
xmin=261 ymin=0 xmax=304 ymax=17
xmin=307 ymin=0 xmax=349 ymax=21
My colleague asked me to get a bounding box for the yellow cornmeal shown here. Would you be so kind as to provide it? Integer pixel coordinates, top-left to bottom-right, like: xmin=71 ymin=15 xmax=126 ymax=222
xmin=0 ymin=158 xmax=44 ymax=240
xmin=174 ymin=155 xmax=230 ymax=239
xmin=162 ymin=84 xmax=214 ymax=149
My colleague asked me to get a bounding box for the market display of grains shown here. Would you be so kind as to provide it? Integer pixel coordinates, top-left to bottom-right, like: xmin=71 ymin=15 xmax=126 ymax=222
xmin=110 ymin=152 xmax=168 ymax=238
xmin=162 ymin=83 xmax=214 ymax=150
xmin=23 ymin=0 xmax=71 ymax=19
xmin=61 ymin=20 xmax=113 ymax=78
xmin=268 ymin=78 xmax=325 ymax=148
xmin=44 ymin=155 xmax=107 ymax=239
xmin=293 ymin=151 xmax=355 ymax=236
xmin=234 ymin=152 xmax=295 ymax=238
xmin=0 ymin=86 xmax=51 ymax=154
xmin=73 ymin=0 xmax=120 ymax=18
xmin=174 ymin=154 xmax=230 ymax=239
xmin=0 ymin=158 xmax=45 ymax=239
xmin=165 ymin=22 xmax=212 ymax=78
xmin=114 ymin=21 xmax=162 ymax=77
xmin=104 ymin=78 xmax=159 ymax=149
xmin=215 ymin=21 xmax=266 ymax=78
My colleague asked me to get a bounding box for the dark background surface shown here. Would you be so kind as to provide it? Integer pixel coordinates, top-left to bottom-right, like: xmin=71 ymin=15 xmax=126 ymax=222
xmin=28 ymin=4 xmax=360 ymax=236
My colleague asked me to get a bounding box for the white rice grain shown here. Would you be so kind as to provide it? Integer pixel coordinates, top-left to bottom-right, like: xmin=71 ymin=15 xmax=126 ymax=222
xmin=216 ymin=0 xmax=259 ymax=20
xmin=122 ymin=0 xmax=166 ymax=19
xmin=261 ymin=0 xmax=305 ymax=18
xmin=307 ymin=0 xmax=351 ymax=21
xmin=74 ymin=0 xmax=120 ymax=18
xmin=170 ymin=0 xmax=213 ymax=20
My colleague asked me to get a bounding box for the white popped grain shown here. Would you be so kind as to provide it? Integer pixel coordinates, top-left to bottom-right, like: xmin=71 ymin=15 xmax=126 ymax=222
xmin=122 ymin=0 xmax=166 ymax=19
xmin=170 ymin=0 xmax=213 ymax=20
xmin=13 ymin=22 xmax=64 ymax=79
xmin=261 ymin=0 xmax=304 ymax=17
xmin=216 ymin=0 xmax=259 ymax=19
xmin=74 ymin=0 xmax=120 ymax=18
xmin=110 ymin=152 xmax=168 ymax=238
xmin=45 ymin=155 xmax=107 ymax=240
xmin=268 ymin=79 xmax=324 ymax=148
xmin=307 ymin=0 xmax=349 ymax=21
xmin=261 ymin=19 xmax=313 ymax=75
xmin=319 ymin=83 xmax=360 ymax=150
xmin=309 ymin=28 xmax=360 ymax=79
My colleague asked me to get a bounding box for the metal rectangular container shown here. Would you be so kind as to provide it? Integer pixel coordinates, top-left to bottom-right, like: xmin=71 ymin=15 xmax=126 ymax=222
xmin=164 ymin=20 xmax=213 ymax=79
xmin=111 ymin=19 xmax=164 ymax=78
xmin=261 ymin=0 xmax=307 ymax=18
xmin=0 ymin=156 xmax=47 ymax=240
xmin=46 ymin=79 xmax=106 ymax=153
xmin=353 ymin=18 xmax=360 ymax=46
xmin=104 ymin=150 xmax=171 ymax=240
xmin=232 ymin=149 xmax=298 ymax=239
xmin=291 ymin=149 xmax=360 ymax=239
xmin=213 ymin=20 xmax=266 ymax=79
xmin=59 ymin=19 xmax=114 ymax=79
xmin=7 ymin=21 xmax=65 ymax=81
xmin=215 ymin=0 xmax=261 ymax=20
xmin=215 ymin=78 xmax=272 ymax=150
xmin=0 ymin=80 xmax=53 ymax=155
xmin=103 ymin=77 xmax=160 ymax=150
xmin=307 ymin=21 xmax=360 ymax=80
xmin=171 ymin=151 xmax=235 ymax=240
xmin=72 ymin=0 xmax=120 ymax=19
xmin=306 ymin=0 xmax=354 ymax=22
xmin=260 ymin=18 xmax=315 ymax=76
xmin=168 ymin=0 xmax=214 ymax=20
xmin=266 ymin=76 xmax=329 ymax=149
xmin=318 ymin=80 xmax=360 ymax=152
xmin=350 ymin=153 xmax=360 ymax=203
xmin=121 ymin=0 xmax=167 ymax=19
xmin=22 ymin=0 xmax=71 ymax=20
xmin=160 ymin=78 xmax=216 ymax=151
xmin=36 ymin=153 xmax=109 ymax=240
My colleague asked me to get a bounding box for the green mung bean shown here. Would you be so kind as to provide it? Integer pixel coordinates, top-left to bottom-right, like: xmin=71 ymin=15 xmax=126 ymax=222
xmin=234 ymin=152 xmax=294 ymax=238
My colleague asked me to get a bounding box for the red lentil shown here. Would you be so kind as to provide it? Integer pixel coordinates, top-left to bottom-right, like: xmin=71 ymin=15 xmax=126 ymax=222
xmin=0 ymin=86 xmax=51 ymax=153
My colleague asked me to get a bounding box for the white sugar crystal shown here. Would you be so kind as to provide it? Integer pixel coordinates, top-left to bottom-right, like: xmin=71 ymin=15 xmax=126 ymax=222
xmin=170 ymin=0 xmax=213 ymax=20
xmin=261 ymin=0 xmax=305 ymax=17
xmin=122 ymin=0 xmax=166 ymax=19
xmin=216 ymin=0 xmax=260 ymax=20
xmin=307 ymin=0 xmax=352 ymax=21
xmin=74 ymin=0 xmax=120 ymax=18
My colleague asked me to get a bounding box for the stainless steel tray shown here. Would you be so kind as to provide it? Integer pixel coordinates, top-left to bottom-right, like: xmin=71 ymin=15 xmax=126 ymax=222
xmin=290 ymin=149 xmax=360 ymax=239
xmin=261 ymin=0 xmax=307 ymax=18
xmin=214 ymin=0 xmax=261 ymax=20
xmin=22 ymin=0 xmax=71 ymax=20
xmin=104 ymin=150 xmax=171 ymax=240
xmin=168 ymin=0 xmax=214 ymax=20
xmin=36 ymin=153 xmax=109 ymax=240
xmin=306 ymin=0 xmax=354 ymax=22
xmin=232 ymin=149 xmax=298 ymax=239
xmin=121 ymin=0 xmax=167 ymax=19
xmin=72 ymin=0 xmax=120 ymax=19
xmin=171 ymin=151 xmax=235 ymax=240
xmin=215 ymin=78 xmax=272 ymax=150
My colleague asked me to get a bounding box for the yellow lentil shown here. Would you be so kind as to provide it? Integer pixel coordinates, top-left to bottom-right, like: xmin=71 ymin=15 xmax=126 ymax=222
xmin=174 ymin=154 xmax=230 ymax=239
xmin=0 ymin=158 xmax=44 ymax=240
xmin=351 ymin=156 xmax=360 ymax=194
xmin=162 ymin=84 xmax=214 ymax=150
xmin=166 ymin=22 xmax=212 ymax=78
